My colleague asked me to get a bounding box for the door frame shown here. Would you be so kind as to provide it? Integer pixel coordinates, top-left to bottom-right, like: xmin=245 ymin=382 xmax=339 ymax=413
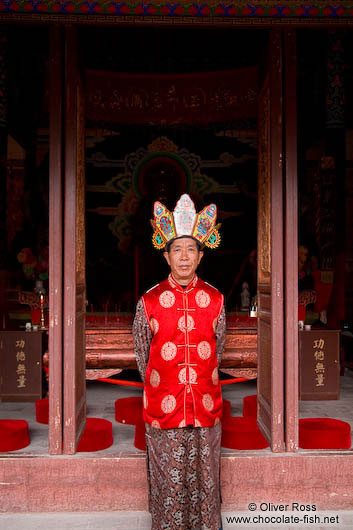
xmin=42 ymin=22 xmax=313 ymax=454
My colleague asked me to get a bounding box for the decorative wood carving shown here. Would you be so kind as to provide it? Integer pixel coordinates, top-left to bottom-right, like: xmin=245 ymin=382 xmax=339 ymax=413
xmin=85 ymin=368 xmax=122 ymax=380
xmin=45 ymin=326 xmax=258 ymax=375
xmin=258 ymin=75 xmax=271 ymax=285
xmin=258 ymin=319 xmax=271 ymax=403
xmin=1 ymin=2 xmax=353 ymax=21
xmin=84 ymin=326 xmax=258 ymax=371
xmin=76 ymin=79 xmax=86 ymax=286
xmin=220 ymin=368 xmax=257 ymax=380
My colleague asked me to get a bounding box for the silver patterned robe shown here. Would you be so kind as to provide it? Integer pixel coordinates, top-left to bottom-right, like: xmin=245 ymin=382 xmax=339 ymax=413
xmin=133 ymin=298 xmax=226 ymax=530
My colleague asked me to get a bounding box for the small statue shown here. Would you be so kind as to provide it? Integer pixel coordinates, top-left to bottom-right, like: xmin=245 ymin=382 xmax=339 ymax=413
xmin=34 ymin=279 xmax=46 ymax=295
xmin=240 ymin=281 xmax=251 ymax=311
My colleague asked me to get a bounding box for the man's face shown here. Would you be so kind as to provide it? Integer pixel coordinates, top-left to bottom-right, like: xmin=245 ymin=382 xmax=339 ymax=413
xmin=164 ymin=237 xmax=203 ymax=286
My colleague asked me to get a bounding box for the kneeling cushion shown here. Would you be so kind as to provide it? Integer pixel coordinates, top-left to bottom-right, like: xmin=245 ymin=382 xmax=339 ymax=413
xmin=134 ymin=420 xmax=146 ymax=451
xmin=299 ymin=418 xmax=351 ymax=449
xmin=35 ymin=398 xmax=49 ymax=424
xmin=243 ymin=394 xmax=257 ymax=418
xmin=221 ymin=416 xmax=269 ymax=450
xmin=115 ymin=397 xmax=143 ymax=425
xmin=0 ymin=419 xmax=30 ymax=452
xmin=77 ymin=417 xmax=113 ymax=452
xmin=222 ymin=399 xmax=231 ymax=418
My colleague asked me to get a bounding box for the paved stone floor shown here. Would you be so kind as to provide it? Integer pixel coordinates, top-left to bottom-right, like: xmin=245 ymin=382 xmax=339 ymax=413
xmin=1 ymin=510 xmax=353 ymax=530
xmin=1 ymin=370 xmax=353 ymax=457
xmin=1 ymin=370 xmax=353 ymax=529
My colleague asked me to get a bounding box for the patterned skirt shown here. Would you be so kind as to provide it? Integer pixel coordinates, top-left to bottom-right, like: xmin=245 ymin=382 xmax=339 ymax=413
xmin=145 ymin=422 xmax=222 ymax=530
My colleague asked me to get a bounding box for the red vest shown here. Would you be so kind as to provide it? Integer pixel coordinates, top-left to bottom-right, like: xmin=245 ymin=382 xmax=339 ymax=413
xmin=141 ymin=274 xmax=224 ymax=429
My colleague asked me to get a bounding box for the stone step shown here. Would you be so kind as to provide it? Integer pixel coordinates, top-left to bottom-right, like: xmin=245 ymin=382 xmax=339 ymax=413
xmin=1 ymin=511 xmax=353 ymax=530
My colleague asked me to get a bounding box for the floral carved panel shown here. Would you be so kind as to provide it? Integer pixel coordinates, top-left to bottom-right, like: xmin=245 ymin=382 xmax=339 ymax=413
xmin=258 ymin=75 xmax=271 ymax=285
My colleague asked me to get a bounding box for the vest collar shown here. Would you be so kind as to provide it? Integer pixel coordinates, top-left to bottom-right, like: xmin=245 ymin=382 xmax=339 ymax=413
xmin=168 ymin=273 xmax=198 ymax=293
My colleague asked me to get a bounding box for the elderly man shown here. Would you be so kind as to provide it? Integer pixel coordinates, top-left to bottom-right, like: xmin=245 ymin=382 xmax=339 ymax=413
xmin=133 ymin=194 xmax=226 ymax=530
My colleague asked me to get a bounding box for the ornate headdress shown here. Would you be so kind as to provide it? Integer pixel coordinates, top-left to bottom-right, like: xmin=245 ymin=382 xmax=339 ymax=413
xmin=151 ymin=194 xmax=221 ymax=250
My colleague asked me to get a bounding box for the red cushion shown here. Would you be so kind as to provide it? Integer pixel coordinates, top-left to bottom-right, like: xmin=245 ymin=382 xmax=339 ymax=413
xmin=299 ymin=418 xmax=351 ymax=449
xmin=35 ymin=398 xmax=49 ymax=424
xmin=221 ymin=416 xmax=269 ymax=450
xmin=77 ymin=418 xmax=113 ymax=452
xmin=222 ymin=399 xmax=231 ymax=418
xmin=0 ymin=419 xmax=30 ymax=452
xmin=134 ymin=420 xmax=146 ymax=451
xmin=115 ymin=397 xmax=143 ymax=425
xmin=243 ymin=394 xmax=257 ymax=418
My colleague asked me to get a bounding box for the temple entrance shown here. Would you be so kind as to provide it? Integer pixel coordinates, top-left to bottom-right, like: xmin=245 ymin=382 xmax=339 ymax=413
xmin=81 ymin=25 xmax=266 ymax=454
xmin=1 ymin=24 xmax=353 ymax=459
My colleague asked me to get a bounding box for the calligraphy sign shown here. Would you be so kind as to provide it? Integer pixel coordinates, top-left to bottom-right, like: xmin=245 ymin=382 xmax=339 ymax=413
xmin=86 ymin=67 xmax=257 ymax=126
xmin=0 ymin=331 xmax=43 ymax=402
xmin=299 ymin=329 xmax=340 ymax=400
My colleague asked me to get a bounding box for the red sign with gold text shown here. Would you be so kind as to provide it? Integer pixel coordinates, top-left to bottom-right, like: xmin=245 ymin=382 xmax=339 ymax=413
xmin=86 ymin=67 xmax=257 ymax=126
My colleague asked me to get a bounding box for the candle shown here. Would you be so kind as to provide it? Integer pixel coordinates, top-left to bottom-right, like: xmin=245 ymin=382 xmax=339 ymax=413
xmin=40 ymin=294 xmax=45 ymax=329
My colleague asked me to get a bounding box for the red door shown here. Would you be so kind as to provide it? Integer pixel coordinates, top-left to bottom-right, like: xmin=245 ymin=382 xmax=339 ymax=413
xmin=284 ymin=30 xmax=299 ymax=452
xmin=257 ymin=30 xmax=285 ymax=452
xmin=63 ymin=25 xmax=87 ymax=454
xmin=48 ymin=26 xmax=64 ymax=455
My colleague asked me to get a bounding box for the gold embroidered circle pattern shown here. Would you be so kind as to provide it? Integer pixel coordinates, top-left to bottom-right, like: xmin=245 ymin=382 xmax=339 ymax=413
xmin=150 ymin=318 xmax=159 ymax=335
xmin=202 ymin=393 xmax=214 ymax=411
xmin=178 ymin=315 xmax=195 ymax=333
xmin=161 ymin=394 xmax=176 ymax=414
xmin=143 ymin=390 xmax=148 ymax=409
xmin=178 ymin=366 xmax=197 ymax=385
xmin=214 ymin=416 xmax=220 ymax=425
xmin=159 ymin=290 xmax=175 ymax=308
xmin=151 ymin=420 xmax=161 ymax=429
xmin=197 ymin=341 xmax=211 ymax=360
xmin=195 ymin=289 xmax=210 ymax=308
xmin=161 ymin=341 xmax=177 ymax=361
xmin=212 ymin=367 xmax=219 ymax=385
xmin=150 ymin=369 xmax=160 ymax=388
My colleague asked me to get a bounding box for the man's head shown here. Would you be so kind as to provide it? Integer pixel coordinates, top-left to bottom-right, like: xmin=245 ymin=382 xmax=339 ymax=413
xmin=163 ymin=236 xmax=203 ymax=286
